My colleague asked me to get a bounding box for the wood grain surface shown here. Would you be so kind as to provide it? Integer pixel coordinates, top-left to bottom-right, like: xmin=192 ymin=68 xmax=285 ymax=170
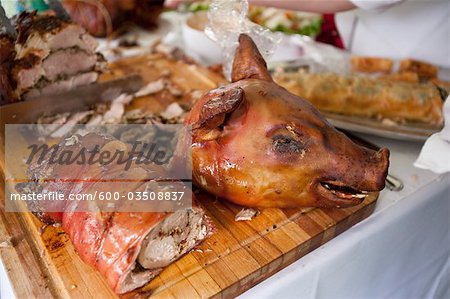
xmin=0 ymin=54 xmax=379 ymax=298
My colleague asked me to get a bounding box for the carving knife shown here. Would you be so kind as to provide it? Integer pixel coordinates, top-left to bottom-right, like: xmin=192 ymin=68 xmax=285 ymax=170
xmin=0 ymin=74 xmax=144 ymax=124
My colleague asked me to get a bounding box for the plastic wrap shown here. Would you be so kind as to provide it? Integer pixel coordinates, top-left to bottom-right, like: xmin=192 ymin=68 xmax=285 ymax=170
xmin=205 ymin=0 xmax=282 ymax=80
xmin=269 ymin=34 xmax=351 ymax=75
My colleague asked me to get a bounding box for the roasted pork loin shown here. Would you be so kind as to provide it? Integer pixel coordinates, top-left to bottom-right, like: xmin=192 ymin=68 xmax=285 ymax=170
xmin=17 ymin=133 xmax=213 ymax=294
xmin=1 ymin=11 xmax=102 ymax=104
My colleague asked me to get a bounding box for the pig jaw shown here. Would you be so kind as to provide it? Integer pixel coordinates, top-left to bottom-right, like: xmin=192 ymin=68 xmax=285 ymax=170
xmin=313 ymin=148 xmax=390 ymax=208
xmin=191 ymin=145 xmax=389 ymax=209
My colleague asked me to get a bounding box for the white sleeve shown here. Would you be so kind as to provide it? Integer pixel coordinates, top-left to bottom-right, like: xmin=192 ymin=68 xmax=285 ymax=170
xmin=350 ymin=0 xmax=406 ymax=12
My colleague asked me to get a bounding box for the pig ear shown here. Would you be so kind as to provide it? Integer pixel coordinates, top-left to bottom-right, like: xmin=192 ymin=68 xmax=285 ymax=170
xmin=231 ymin=34 xmax=273 ymax=83
xmin=191 ymin=87 xmax=244 ymax=141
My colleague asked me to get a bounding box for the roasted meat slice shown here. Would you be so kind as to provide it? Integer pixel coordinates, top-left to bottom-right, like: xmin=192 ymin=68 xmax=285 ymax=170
xmin=11 ymin=51 xmax=45 ymax=93
xmin=14 ymin=11 xmax=98 ymax=60
xmin=1 ymin=11 xmax=101 ymax=103
xmin=24 ymin=71 xmax=99 ymax=99
xmin=42 ymin=48 xmax=98 ymax=81
xmin=13 ymin=48 xmax=98 ymax=92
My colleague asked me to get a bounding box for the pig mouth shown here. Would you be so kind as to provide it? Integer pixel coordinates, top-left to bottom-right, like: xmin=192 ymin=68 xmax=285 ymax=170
xmin=318 ymin=181 xmax=369 ymax=204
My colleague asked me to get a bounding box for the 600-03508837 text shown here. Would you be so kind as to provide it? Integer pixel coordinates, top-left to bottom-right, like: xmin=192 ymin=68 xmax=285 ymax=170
xmin=9 ymin=191 xmax=186 ymax=201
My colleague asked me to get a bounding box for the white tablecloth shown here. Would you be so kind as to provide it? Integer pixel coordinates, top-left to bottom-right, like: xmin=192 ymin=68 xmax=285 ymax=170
xmin=1 ymin=12 xmax=449 ymax=298
xmin=1 ymin=135 xmax=449 ymax=298
xmin=240 ymin=135 xmax=450 ymax=299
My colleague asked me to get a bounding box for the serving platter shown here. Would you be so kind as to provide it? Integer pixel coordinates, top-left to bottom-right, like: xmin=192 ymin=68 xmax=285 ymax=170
xmin=323 ymin=112 xmax=442 ymax=142
xmin=0 ymin=54 xmax=380 ymax=298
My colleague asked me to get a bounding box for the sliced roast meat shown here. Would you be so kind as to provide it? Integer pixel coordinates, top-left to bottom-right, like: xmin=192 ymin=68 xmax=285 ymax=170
xmin=12 ymin=51 xmax=45 ymax=92
xmin=1 ymin=11 xmax=102 ymax=103
xmin=121 ymin=208 xmax=211 ymax=294
xmin=13 ymin=48 xmax=98 ymax=92
xmin=24 ymin=71 xmax=99 ymax=99
xmin=14 ymin=11 xmax=98 ymax=60
xmin=137 ymin=208 xmax=209 ymax=269
xmin=43 ymin=48 xmax=97 ymax=81
xmin=23 ymin=133 xmax=114 ymax=223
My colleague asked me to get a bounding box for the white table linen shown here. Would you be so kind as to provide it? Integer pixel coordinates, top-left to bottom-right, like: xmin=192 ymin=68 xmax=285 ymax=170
xmin=415 ymin=96 xmax=450 ymax=174
xmin=2 ymin=11 xmax=449 ymax=298
xmin=240 ymin=135 xmax=450 ymax=299
xmin=1 ymin=135 xmax=449 ymax=298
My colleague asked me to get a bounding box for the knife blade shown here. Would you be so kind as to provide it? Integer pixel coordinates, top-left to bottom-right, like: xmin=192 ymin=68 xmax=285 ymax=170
xmin=0 ymin=74 xmax=144 ymax=124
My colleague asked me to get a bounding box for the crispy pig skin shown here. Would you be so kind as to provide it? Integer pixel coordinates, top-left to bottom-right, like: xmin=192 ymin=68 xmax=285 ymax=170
xmin=23 ymin=133 xmax=114 ymax=223
xmin=18 ymin=133 xmax=213 ymax=294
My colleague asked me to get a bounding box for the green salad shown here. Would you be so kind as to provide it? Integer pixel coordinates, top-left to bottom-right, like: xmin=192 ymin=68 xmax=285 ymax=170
xmin=182 ymin=2 xmax=323 ymax=38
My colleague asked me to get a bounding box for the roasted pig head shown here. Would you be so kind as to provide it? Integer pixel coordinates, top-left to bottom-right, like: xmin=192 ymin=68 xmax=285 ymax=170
xmin=185 ymin=34 xmax=390 ymax=209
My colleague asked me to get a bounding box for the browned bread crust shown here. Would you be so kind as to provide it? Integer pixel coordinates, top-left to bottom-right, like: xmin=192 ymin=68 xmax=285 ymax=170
xmin=351 ymin=56 xmax=394 ymax=73
xmin=399 ymin=59 xmax=438 ymax=80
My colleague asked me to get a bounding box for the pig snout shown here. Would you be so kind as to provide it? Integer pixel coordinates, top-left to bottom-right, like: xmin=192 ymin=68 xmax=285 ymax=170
xmin=339 ymin=146 xmax=390 ymax=192
xmin=361 ymin=147 xmax=390 ymax=191
xmin=322 ymin=129 xmax=390 ymax=193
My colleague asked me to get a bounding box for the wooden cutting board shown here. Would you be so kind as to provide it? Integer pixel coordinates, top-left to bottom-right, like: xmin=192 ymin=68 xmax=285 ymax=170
xmin=0 ymin=54 xmax=378 ymax=299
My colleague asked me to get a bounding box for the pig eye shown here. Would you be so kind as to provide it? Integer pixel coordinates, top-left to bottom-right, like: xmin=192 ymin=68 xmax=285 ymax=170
xmin=271 ymin=135 xmax=303 ymax=154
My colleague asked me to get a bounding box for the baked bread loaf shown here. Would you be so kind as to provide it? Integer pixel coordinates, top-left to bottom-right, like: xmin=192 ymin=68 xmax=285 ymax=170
xmin=351 ymin=56 xmax=394 ymax=73
xmin=399 ymin=59 xmax=438 ymax=80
